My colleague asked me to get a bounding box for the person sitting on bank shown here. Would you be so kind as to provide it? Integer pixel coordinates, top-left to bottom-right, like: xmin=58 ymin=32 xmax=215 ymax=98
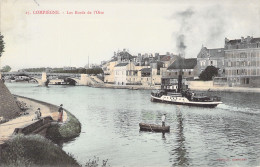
xmin=58 ymin=104 xmax=63 ymax=122
xmin=162 ymin=114 xmax=166 ymax=127
xmin=33 ymin=108 xmax=41 ymax=121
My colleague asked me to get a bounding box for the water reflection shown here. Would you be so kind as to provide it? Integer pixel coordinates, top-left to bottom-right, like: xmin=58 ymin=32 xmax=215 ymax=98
xmin=172 ymin=107 xmax=189 ymax=166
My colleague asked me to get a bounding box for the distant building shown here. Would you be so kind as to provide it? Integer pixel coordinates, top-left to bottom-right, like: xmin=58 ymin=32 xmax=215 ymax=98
xmin=63 ymin=66 xmax=77 ymax=71
xmin=197 ymin=46 xmax=225 ymax=76
xmin=162 ymin=58 xmax=198 ymax=88
xmin=85 ymin=64 xmax=100 ymax=69
xmin=101 ymin=50 xmax=178 ymax=86
xmin=114 ymin=62 xmax=128 ymax=85
xmin=103 ymin=58 xmax=118 ymax=84
xmin=224 ymin=36 xmax=260 ymax=87
xmin=116 ymin=49 xmax=136 ymax=63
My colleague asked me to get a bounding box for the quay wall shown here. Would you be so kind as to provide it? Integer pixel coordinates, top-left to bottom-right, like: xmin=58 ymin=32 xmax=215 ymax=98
xmin=93 ymin=83 xmax=160 ymax=90
xmin=95 ymin=82 xmax=260 ymax=93
xmin=187 ymin=81 xmax=260 ymax=93
xmin=187 ymin=81 xmax=214 ymax=89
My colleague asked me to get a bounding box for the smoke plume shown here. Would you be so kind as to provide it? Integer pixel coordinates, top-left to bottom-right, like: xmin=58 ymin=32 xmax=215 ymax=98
xmin=171 ymin=6 xmax=227 ymax=58
xmin=174 ymin=8 xmax=194 ymax=57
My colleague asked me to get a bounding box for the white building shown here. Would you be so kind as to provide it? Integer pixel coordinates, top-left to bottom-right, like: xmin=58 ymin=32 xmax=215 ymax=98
xmin=114 ymin=63 xmax=128 ymax=85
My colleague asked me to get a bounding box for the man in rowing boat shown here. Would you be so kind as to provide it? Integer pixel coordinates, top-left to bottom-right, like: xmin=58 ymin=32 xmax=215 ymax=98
xmin=162 ymin=114 xmax=166 ymax=127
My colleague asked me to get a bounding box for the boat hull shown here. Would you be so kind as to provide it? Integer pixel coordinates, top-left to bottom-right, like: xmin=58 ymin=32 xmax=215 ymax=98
xmin=139 ymin=123 xmax=170 ymax=132
xmin=151 ymin=95 xmax=222 ymax=108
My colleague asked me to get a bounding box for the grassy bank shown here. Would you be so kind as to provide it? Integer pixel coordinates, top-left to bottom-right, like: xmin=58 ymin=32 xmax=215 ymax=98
xmin=0 ymin=134 xmax=80 ymax=167
xmin=46 ymin=110 xmax=81 ymax=142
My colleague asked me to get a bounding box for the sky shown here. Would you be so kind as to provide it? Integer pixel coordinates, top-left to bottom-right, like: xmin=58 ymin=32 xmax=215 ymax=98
xmin=0 ymin=0 xmax=260 ymax=71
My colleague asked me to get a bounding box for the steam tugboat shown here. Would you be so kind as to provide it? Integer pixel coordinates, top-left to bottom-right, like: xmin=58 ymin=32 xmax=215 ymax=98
xmin=151 ymin=58 xmax=222 ymax=108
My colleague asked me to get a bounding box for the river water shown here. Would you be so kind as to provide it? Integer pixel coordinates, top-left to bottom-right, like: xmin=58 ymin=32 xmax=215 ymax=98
xmin=6 ymin=83 xmax=260 ymax=167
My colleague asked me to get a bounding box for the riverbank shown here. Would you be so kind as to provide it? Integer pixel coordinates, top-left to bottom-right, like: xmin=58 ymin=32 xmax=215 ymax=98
xmin=190 ymin=86 xmax=260 ymax=93
xmin=0 ymin=95 xmax=81 ymax=166
xmin=94 ymin=83 xmax=260 ymax=93
xmin=93 ymin=83 xmax=161 ymax=90
xmin=13 ymin=95 xmax=81 ymax=141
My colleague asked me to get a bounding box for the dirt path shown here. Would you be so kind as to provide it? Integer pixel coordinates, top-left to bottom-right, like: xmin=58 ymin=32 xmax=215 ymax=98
xmin=0 ymin=97 xmax=67 ymax=145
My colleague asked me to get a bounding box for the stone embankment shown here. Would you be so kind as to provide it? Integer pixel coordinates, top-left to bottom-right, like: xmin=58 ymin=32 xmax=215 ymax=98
xmin=93 ymin=83 xmax=161 ymax=90
xmin=187 ymin=81 xmax=260 ymax=93
xmin=93 ymin=82 xmax=260 ymax=93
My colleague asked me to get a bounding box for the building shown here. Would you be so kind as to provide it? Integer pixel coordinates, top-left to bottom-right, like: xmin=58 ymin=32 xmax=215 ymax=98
xmin=114 ymin=61 xmax=151 ymax=86
xmin=63 ymin=66 xmax=77 ymax=71
xmin=162 ymin=58 xmax=198 ymax=88
xmin=102 ymin=50 xmax=178 ymax=86
xmin=114 ymin=62 xmax=128 ymax=85
xmin=102 ymin=58 xmax=118 ymax=84
xmin=224 ymin=36 xmax=260 ymax=87
xmin=197 ymin=46 xmax=225 ymax=76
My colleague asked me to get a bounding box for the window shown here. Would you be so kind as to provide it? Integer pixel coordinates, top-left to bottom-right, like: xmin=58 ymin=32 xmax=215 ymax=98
xmin=240 ymin=52 xmax=247 ymax=58
xmin=246 ymin=78 xmax=249 ymax=84
xmin=252 ymin=69 xmax=257 ymax=75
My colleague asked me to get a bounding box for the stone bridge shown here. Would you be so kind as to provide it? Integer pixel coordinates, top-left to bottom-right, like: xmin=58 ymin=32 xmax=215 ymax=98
xmin=1 ymin=72 xmax=103 ymax=86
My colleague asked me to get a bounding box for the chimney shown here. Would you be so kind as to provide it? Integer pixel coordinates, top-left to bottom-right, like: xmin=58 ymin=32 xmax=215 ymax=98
xmin=225 ymin=37 xmax=229 ymax=43
xmin=241 ymin=37 xmax=244 ymax=42
xmin=246 ymin=36 xmax=252 ymax=43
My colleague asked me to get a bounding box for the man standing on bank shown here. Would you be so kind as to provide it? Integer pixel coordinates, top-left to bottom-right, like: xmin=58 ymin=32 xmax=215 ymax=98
xmin=33 ymin=108 xmax=42 ymax=121
xmin=58 ymin=104 xmax=63 ymax=122
xmin=162 ymin=114 xmax=166 ymax=127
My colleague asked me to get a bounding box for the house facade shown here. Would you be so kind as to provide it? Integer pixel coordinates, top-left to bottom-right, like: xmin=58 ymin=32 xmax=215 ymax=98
xmin=114 ymin=63 xmax=128 ymax=85
xmin=197 ymin=47 xmax=225 ymax=76
xmin=224 ymin=36 xmax=260 ymax=87
xmin=161 ymin=58 xmax=198 ymax=88
xmin=103 ymin=59 xmax=117 ymax=84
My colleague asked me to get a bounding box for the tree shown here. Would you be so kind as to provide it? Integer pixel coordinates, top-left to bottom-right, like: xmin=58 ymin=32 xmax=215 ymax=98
xmin=0 ymin=33 xmax=5 ymax=78
xmin=199 ymin=66 xmax=219 ymax=81
xmin=0 ymin=32 xmax=4 ymax=57
xmin=1 ymin=65 xmax=11 ymax=72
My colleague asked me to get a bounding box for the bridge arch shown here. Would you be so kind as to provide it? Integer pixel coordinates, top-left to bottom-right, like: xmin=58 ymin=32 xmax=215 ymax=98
xmin=64 ymin=77 xmax=80 ymax=86
xmin=30 ymin=77 xmax=40 ymax=83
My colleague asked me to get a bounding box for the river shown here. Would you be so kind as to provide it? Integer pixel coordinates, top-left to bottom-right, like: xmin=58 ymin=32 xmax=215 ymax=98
xmin=6 ymin=83 xmax=260 ymax=167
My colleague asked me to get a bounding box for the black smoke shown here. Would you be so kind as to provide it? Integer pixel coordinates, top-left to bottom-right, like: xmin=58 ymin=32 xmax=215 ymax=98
xmin=174 ymin=8 xmax=194 ymax=57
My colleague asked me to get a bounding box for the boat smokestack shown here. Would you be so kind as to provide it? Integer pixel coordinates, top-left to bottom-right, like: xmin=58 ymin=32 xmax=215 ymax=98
xmin=178 ymin=73 xmax=182 ymax=93
xmin=177 ymin=57 xmax=184 ymax=93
